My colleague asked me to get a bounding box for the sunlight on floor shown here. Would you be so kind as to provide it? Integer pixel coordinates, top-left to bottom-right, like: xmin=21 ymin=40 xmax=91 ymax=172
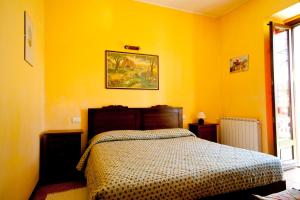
xmin=284 ymin=167 xmax=300 ymax=189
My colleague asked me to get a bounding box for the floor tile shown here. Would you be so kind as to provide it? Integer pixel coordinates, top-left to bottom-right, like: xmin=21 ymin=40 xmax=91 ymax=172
xmin=284 ymin=167 xmax=300 ymax=189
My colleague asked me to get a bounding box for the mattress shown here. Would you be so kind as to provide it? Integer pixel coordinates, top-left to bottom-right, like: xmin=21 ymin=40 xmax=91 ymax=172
xmin=77 ymin=128 xmax=283 ymax=200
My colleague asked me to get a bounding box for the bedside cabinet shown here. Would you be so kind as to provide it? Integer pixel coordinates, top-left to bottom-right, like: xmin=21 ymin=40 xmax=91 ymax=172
xmin=40 ymin=130 xmax=83 ymax=185
xmin=189 ymin=123 xmax=218 ymax=142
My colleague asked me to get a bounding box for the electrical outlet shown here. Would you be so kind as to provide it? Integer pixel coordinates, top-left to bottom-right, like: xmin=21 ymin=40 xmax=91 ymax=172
xmin=71 ymin=117 xmax=81 ymax=124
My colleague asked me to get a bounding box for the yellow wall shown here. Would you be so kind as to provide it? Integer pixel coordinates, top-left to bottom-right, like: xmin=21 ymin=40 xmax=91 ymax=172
xmin=0 ymin=0 xmax=298 ymax=199
xmin=45 ymin=0 xmax=300 ymax=153
xmin=0 ymin=0 xmax=44 ymax=199
xmin=44 ymin=0 xmax=221 ymax=143
xmin=219 ymin=0 xmax=299 ymax=153
xmin=1 ymin=0 xmax=300 ymax=198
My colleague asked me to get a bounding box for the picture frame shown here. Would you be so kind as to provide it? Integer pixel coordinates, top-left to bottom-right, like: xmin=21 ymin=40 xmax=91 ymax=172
xmin=230 ymin=55 xmax=249 ymax=73
xmin=24 ymin=11 xmax=34 ymax=66
xmin=105 ymin=50 xmax=159 ymax=90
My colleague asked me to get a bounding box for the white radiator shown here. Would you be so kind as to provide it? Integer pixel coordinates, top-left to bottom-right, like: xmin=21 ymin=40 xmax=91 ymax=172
xmin=220 ymin=117 xmax=261 ymax=152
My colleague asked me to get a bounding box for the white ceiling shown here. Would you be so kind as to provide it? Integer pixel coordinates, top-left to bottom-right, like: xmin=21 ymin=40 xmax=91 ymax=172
xmin=135 ymin=0 xmax=249 ymax=17
xmin=272 ymin=3 xmax=300 ymax=21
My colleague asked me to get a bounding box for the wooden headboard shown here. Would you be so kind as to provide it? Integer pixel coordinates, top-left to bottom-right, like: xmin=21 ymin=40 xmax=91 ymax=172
xmin=88 ymin=105 xmax=183 ymax=140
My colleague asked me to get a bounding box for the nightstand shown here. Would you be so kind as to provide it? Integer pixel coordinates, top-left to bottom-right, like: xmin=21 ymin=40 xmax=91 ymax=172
xmin=40 ymin=129 xmax=83 ymax=185
xmin=188 ymin=123 xmax=218 ymax=142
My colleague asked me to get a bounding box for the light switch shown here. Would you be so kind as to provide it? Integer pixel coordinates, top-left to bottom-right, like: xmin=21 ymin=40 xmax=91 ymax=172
xmin=71 ymin=117 xmax=81 ymax=124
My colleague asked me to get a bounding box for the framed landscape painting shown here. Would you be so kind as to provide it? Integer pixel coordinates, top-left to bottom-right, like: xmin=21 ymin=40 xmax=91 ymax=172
xmin=105 ymin=50 xmax=159 ymax=90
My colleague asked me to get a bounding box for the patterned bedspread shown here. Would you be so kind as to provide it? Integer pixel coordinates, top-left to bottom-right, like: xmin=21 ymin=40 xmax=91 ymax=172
xmin=77 ymin=129 xmax=283 ymax=200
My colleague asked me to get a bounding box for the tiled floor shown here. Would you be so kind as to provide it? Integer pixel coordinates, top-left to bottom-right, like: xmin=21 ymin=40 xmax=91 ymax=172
xmin=32 ymin=181 xmax=86 ymax=200
xmin=284 ymin=167 xmax=300 ymax=189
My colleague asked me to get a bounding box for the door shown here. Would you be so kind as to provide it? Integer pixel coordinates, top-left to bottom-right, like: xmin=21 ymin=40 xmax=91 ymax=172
xmin=270 ymin=22 xmax=297 ymax=169
xmin=292 ymin=24 xmax=300 ymax=165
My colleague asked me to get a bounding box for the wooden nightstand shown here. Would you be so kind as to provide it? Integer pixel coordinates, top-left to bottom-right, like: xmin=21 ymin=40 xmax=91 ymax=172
xmin=40 ymin=129 xmax=83 ymax=185
xmin=188 ymin=123 xmax=218 ymax=142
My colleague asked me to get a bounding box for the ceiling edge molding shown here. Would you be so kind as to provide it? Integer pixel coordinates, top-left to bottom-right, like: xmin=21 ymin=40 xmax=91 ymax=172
xmin=218 ymin=0 xmax=249 ymax=17
xmin=134 ymin=0 xmax=218 ymax=18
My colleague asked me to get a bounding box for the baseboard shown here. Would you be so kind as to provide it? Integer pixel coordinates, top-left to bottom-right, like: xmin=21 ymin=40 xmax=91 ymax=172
xmin=28 ymin=180 xmax=40 ymax=200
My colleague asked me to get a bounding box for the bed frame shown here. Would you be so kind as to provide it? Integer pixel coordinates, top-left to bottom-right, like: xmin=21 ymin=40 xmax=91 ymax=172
xmin=87 ymin=105 xmax=286 ymax=199
xmin=88 ymin=105 xmax=182 ymax=140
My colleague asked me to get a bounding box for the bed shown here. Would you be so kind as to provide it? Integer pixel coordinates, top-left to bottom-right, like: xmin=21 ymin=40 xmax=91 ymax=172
xmin=77 ymin=105 xmax=285 ymax=200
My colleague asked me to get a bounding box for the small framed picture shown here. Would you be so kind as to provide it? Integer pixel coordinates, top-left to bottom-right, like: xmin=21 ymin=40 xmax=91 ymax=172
xmin=24 ymin=11 xmax=34 ymax=66
xmin=230 ymin=55 xmax=249 ymax=73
